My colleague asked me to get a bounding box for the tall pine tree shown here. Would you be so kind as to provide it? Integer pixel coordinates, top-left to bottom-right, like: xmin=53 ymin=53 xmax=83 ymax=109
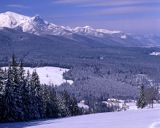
xmin=4 ymin=55 xmax=24 ymax=121
xmin=30 ymin=70 xmax=43 ymax=119
xmin=137 ymin=85 xmax=147 ymax=108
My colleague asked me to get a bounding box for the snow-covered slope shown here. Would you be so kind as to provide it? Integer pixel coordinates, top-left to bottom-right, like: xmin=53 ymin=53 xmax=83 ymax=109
xmin=0 ymin=107 xmax=159 ymax=128
xmin=24 ymin=67 xmax=73 ymax=85
xmin=0 ymin=11 xmax=72 ymax=36
xmin=0 ymin=11 xmax=30 ymax=29
xmin=73 ymin=26 xmax=104 ymax=37
xmin=2 ymin=67 xmax=73 ymax=86
xmin=96 ymin=29 xmax=121 ymax=34
xmin=72 ymin=26 xmax=126 ymax=38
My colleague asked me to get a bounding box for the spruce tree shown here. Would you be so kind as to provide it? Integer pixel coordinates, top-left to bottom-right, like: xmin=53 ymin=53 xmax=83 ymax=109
xmin=30 ymin=70 xmax=43 ymax=119
xmin=0 ymin=68 xmax=6 ymax=121
xmin=4 ymin=55 xmax=24 ymax=121
xmin=59 ymin=91 xmax=81 ymax=117
xmin=137 ymin=85 xmax=147 ymax=108
xmin=56 ymin=93 xmax=71 ymax=117
xmin=18 ymin=62 xmax=31 ymax=120
xmin=41 ymin=85 xmax=59 ymax=118
xmin=69 ymin=96 xmax=81 ymax=116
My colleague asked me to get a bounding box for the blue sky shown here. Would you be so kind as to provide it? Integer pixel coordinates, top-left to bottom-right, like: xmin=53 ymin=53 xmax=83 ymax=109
xmin=0 ymin=0 xmax=160 ymax=34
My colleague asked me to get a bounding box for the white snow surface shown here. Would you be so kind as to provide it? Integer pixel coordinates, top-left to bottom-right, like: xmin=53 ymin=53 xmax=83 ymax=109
xmin=121 ymin=35 xmax=127 ymax=39
xmin=24 ymin=67 xmax=73 ymax=86
xmin=0 ymin=106 xmax=159 ymax=128
xmin=78 ymin=100 xmax=89 ymax=110
xmin=73 ymin=26 xmax=122 ymax=37
xmin=2 ymin=66 xmax=73 ymax=86
xmin=73 ymin=26 xmax=104 ymax=37
xmin=127 ymin=102 xmax=138 ymax=110
xmin=150 ymin=52 xmax=160 ymax=56
xmin=96 ymin=29 xmax=121 ymax=34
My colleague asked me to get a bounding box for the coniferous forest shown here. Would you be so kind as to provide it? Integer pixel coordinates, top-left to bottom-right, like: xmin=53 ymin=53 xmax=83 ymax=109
xmin=0 ymin=55 xmax=82 ymax=122
xmin=0 ymin=55 xmax=159 ymax=123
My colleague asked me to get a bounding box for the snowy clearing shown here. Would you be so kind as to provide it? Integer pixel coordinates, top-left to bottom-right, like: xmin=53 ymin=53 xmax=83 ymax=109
xmin=2 ymin=67 xmax=73 ymax=86
xmin=0 ymin=107 xmax=159 ymax=128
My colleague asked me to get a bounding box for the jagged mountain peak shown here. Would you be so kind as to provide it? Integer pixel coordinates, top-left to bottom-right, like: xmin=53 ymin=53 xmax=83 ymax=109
xmin=31 ymin=15 xmax=47 ymax=25
xmin=0 ymin=11 xmax=71 ymax=36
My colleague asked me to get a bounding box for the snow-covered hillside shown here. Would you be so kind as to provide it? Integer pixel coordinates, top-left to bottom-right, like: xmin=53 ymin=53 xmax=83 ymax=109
xmin=2 ymin=67 xmax=73 ymax=86
xmin=24 ymin=67 xmax=73 ymax=85
xmin=0 ymin=107 xmax=159 ymax=128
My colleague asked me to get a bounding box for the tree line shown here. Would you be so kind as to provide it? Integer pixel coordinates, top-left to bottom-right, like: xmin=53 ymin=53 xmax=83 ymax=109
xmin=0 ymin=55 xmax=82 ymax=122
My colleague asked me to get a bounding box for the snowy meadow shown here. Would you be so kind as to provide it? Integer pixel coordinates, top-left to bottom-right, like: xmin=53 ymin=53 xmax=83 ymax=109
xmin=0 ymin=106 xmax=160 ymax=128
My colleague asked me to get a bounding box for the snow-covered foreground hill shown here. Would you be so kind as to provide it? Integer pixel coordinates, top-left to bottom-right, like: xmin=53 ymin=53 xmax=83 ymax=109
xmin=0 ymin=107 xmax=159 ymax=128
xmin=2 ymin=67 xmax=73 ymax=86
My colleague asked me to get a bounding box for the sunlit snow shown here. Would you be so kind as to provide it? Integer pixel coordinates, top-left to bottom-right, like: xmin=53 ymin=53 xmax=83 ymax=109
xmin=2 ymin=66 xmax=73 ymax=86
xmin=150 ymin=52 xmax=160 ymax=56
xmin=0 ymin=105 xmax=159 ymax=128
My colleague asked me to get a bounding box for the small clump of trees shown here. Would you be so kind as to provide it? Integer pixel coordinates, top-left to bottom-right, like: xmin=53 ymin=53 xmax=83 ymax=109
xmin=137 ymin=85 xmax=159 ymax=108
xmin=0 ymin=55 xmax=82 ymax=122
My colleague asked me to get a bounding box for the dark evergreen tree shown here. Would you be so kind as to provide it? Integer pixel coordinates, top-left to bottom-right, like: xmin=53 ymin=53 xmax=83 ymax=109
xmin=137 ymin=85 xmax=147 ymax=108
xmin=4 ymin=55 xmax=24 ymax=121
xmin=41 ymin=85 xmax=59 ymax=118
xmin=0 ymin=68 xmax=6 ymax=121
xmin=18 ymin=61 xmax=25 ymax=84
xmin=56 ymin=92 xmax=71 ymax=117
xmin=30 ymin=70 xmax=43 ymax=119
xmin=60 ymin=91 xmax=81 ymax=117
xmin=68 ymin=96 xmax=80 ymax=116
xmin=18 ymin=62 xmax=31 ymax=120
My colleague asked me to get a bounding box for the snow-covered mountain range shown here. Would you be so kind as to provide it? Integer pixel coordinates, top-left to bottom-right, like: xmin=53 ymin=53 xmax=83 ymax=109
xmin=0 ymin=11 xmax=126 ymax=38
xmin=0 ymin=11 xmax=159 ymax=47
